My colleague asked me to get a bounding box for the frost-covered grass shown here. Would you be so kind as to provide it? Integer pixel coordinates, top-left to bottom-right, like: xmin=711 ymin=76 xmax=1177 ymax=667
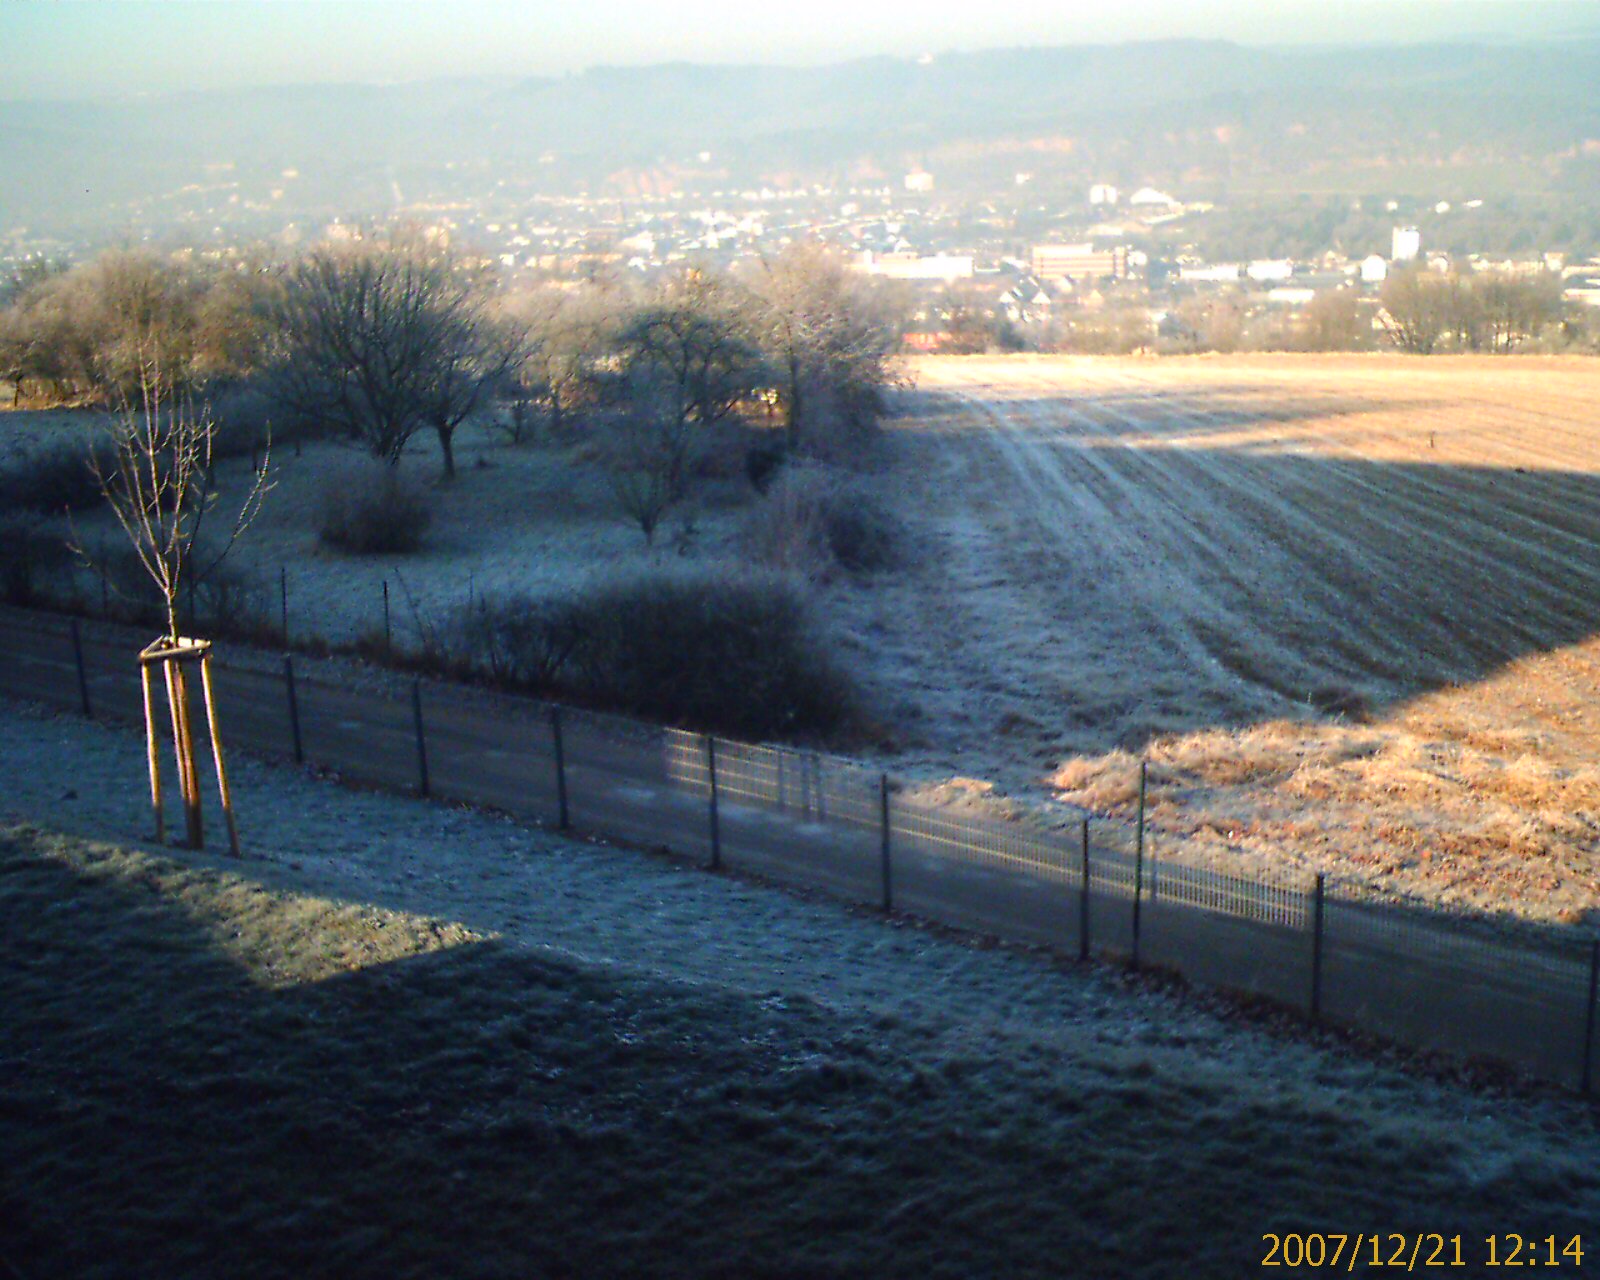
xmin=3 ymin=702 xmax=1600 ymax=1278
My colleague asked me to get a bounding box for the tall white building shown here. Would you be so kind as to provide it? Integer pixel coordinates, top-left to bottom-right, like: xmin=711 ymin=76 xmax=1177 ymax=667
xmin=1391 ymin=226 xmax=1421 ymax=261
xmin=1089 ymin=183 xmax=1119 ymax=206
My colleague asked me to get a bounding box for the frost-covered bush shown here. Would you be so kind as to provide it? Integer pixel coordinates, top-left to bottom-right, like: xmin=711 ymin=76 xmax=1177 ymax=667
xmin=0 ymin=439 xmax=115 ymax=515
xmin=453 ymin=568 xmax=856 ymax=739
xmin=316 ymin=461 xmax=432 ymax=555
xmin=742 ymin=460 xmax=900 ymax=577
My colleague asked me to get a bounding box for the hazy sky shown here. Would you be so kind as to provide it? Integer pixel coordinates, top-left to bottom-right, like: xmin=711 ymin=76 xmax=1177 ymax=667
xmin=1 ymin=0 xmax=1593 ymax=101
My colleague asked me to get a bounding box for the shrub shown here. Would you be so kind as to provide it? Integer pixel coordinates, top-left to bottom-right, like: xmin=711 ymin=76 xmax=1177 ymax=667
xmin=742 ymin=461 xmax=900 ymax=577
xmin=454 ymin=595 xmax=585 ymax=687
xmin=317 ymin=461 xmax=432 ymax=555
xmin=208 ymin=383 xmax=278 ymax=462
xmin=0 ymin=521 xmax=74 ymax=606
xmin=744 ymin=439 xmax=788 ymax=492
xmin=452 ymin=568 xmax=856 ymax=740
xmin=0 ymin=438 xmax=115 ymax=515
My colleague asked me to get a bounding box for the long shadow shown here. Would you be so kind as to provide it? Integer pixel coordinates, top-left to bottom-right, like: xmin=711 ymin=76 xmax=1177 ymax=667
xmin=902 ymin=383 xmax=1444 ymax=437
xmin=894 ymin=386 xmax=1600 ymax=741
xmin=4 ymin=828 xmax=1598 ymax=1280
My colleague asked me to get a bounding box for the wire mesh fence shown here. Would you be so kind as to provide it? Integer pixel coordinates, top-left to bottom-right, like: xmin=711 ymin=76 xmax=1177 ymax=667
xmin=2 ymin=602 xmax=1597 ymax=1092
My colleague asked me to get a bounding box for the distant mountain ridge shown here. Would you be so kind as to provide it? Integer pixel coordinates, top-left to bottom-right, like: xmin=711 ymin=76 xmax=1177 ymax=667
xmin=3 ymin=38 xmax=1598 ymax=234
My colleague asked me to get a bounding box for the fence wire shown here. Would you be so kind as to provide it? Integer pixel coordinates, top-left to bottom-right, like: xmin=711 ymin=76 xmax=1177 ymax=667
xmin=4 ymin=603 xmax=1599 ymax=1090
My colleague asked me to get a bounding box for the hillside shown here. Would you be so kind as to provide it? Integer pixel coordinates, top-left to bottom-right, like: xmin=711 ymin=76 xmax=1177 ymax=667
xmin=4 ymin=39 xmax=1600 ymax=232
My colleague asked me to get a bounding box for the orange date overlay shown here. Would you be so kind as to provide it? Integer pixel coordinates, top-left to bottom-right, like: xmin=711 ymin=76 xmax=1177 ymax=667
xmin=1262 ymin=1233 xmax=1585 ymax=1270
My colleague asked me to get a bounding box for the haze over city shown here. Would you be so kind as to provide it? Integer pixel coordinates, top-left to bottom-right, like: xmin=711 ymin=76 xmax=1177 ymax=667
xmin=3 ymin=0 xmax=1598 ymax=100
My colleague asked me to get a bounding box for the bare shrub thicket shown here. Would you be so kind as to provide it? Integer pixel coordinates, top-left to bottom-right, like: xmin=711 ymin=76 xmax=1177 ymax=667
xmin=450 ymin=569 xmax=855 ymax=739
xmin=0 ymin=437 xmax=119 ymax=515
xmin=316 ymin=460 xmax=433 ymax=555
xmin=742 ymin=461 xmax=900 ymax=577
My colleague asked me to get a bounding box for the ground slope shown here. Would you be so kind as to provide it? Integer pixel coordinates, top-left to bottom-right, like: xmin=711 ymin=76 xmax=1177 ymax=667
xmin=3 ymin=701 xmax=1600 ymax=1278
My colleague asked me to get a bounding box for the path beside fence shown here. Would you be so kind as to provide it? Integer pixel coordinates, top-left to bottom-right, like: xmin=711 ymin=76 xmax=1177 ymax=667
xmin=3 ymin=603 xmax=1595 ymax=1091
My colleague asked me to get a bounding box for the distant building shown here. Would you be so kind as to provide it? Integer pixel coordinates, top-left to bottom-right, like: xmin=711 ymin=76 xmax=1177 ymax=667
xmin=1360 ymin=255 xmax=1389 ymax=284
xmin=855 ymin=252 xmax=974 ymax=282
xmin=1089 ymin=183 xmax=1120 ymax=206
xmin=1392 ymin=226 xmax=1421 ymax=261
xmin=903 ymin=172 xmax=935 ymax=193
xmin=1031 ymin=242 xmax=1129 ymax=281
xmin=1178 ymin=263 xmax=1243 ymax=283
xmin=1266 ymin=287 xmax=1317 ymax=306
xmin=1129 ymin=187 xmax=1179 ymax=208
xmin=1246 ymin=260 xmax=1294 ymax=282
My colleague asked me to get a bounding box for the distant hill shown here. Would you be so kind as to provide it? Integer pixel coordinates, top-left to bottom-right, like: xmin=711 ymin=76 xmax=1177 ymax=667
xmin=3 ymin=38 xmax=1599 ymax=235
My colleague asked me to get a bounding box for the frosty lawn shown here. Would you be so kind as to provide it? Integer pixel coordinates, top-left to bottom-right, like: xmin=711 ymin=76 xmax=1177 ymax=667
xmin=3 ymin=702 xmax=1599 ymax=1278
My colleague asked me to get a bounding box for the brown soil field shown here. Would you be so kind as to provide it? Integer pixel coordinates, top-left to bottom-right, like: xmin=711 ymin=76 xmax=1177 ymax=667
xmin=855 ymin=354 xmax=1600 ymax=933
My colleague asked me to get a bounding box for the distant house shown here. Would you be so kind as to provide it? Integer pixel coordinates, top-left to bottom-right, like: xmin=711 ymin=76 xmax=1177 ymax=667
xmin=1360 ymin=255 xmax=1389 ymax=284
xmin=998 ymin=275 xmax=1056 ymax=323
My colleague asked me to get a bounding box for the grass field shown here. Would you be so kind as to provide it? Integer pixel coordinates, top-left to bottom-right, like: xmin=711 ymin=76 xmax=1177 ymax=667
xmin=6 ymin=809 xmax=1600 ymax=1280
xmin=6 ymin=353 xmax=1600 ymax=932
xmin=862 ymin=355 xmax=1600 ymax=930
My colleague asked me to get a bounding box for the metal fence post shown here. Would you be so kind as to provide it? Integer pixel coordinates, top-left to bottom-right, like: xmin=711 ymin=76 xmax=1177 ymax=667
xmin=1131 ymin=802 xmax=1145 ymax=969
xmin=411 ymin=679 xmax=430 ymax=798
xmin=1079 ymin=819 xmax=1091 ymax=962
xmin=283 ymin=655 xmax=304 ymax=764
xmin=1583 ymin=940 xmax=1599 ymax=1095
xmin=383 ymin=579 xmax=393 ymax=658
xmin=1310 ymin=873 xmax=1326 ymax=1023
xmin=1138 ymin=759 xmax=1151 ymax=898
xmin=70 ymin=618 xmax=92 ymax=718
xmin=280 ymin=566 xmax=289 ymax=647
xmin=550 ymin=707 xmax=570 ymax=831
xmin=879 ymin=773 xmax=893 ymax=912
xmin=706 ymin=734 xmax=721 ymax=871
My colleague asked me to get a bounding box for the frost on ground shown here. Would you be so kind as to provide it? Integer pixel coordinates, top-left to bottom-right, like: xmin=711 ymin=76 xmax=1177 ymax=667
xmin=4 ymin=695 xmax=1600 ymax=1280
xmin=845 ymin=355 xmax=1600 ymax=933
xmin=9 ymin=354 xmax=1600 ymax=934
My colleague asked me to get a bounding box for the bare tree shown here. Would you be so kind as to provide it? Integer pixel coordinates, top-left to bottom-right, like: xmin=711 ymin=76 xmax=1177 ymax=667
xmin=86 ymin=364 xmax=272 ymax=641
xmin=269 ymin=238 xmax=494 ymax=468
xmin=1380 ymin=266 xmax=1453 ymax=354
xmin=82 ymin=358 xmax=272 ymax=855
xmin=744 ymin=242 xmax=901 ymax=454
xmin=617 ymin=270 xmax=763 ymax=438
xmin=605 ymin=405 xmax=690 ymax=546
xmin=416 ymin=271 xmax=510 ymax=479
xmin=496 ymin=281 xmax=620 ymax=442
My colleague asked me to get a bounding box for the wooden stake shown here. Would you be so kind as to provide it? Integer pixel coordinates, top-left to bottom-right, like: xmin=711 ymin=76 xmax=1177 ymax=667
xmin=200 ymin=653 xmax=240 ymax=858
xmin=171 ymin=661 xmax=204 ymax=849
xmin=140 ymin=659 xmax=165 ymax=844
xmin=161 ymin=659 xmax=188 ymax=845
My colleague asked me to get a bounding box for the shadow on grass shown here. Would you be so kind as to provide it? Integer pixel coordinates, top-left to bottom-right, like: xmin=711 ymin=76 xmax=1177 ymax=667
xmin=3 ymin=825 xmax=1598 ymax=1280
xmin=902 ymin=384 xmax=1600 ymax=745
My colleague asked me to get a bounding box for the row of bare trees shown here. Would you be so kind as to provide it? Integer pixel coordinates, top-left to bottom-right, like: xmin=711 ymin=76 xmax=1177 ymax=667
xmin=1380 ymin=265 xmax=1565 ymax=354
xmin=0 ymin=237 xmax=900 ymax=480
